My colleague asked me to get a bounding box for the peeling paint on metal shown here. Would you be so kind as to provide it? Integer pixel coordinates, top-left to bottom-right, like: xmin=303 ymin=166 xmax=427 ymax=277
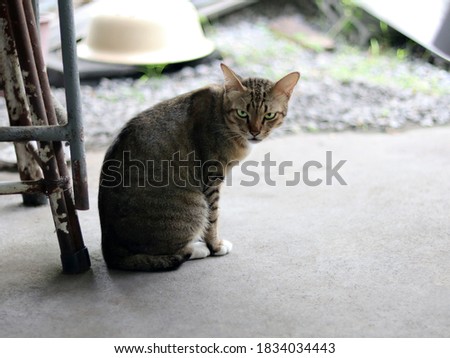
xmin=49 ymin=193 xmax=69 ymax=234
xmin=0 ymin=180 xmax=44 ymax=195
xmin=38 ymin=145 xmax=53 ymax=162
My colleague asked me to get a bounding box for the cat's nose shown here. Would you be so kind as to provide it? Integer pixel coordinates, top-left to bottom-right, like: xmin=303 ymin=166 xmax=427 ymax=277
xmin=249 ymin=130 xmax=261 ymax=137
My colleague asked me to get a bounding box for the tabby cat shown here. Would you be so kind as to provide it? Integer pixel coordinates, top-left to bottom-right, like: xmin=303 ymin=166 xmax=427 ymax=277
xmin=99 ymin=63 xmax=300 ymax=271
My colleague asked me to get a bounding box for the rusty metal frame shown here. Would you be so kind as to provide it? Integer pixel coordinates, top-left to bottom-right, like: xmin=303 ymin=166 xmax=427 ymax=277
xmin=0 ymin=0 xmax=90 ymax=273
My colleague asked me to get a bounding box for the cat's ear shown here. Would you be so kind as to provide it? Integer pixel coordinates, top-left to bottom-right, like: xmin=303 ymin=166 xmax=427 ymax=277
xmin=220 ymin=63 xmax=246 ymax=93
xmin=272 ymin=72 xmax=300 ymax=99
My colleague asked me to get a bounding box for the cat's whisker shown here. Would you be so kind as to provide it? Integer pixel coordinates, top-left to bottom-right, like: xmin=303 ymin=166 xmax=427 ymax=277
xmin=211 ymin=128 xmax=243 ymax=142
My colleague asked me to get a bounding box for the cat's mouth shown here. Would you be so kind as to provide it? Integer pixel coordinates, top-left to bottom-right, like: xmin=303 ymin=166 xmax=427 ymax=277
xmin=248 ymin=137 xmax=262 ymax=143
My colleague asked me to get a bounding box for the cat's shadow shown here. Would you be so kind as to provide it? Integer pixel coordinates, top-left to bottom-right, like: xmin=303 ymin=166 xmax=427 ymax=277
xmin=45 ymin=250 xmax=180 ymax=292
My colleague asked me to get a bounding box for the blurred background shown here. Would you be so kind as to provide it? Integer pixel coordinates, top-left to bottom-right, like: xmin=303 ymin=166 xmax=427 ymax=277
xmin=1 ymin=0 xmax=450 ymax=157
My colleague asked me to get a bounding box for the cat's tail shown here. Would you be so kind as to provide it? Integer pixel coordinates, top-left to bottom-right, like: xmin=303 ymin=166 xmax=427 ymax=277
xmin=105 ymin=253 xmax=191 ymax=272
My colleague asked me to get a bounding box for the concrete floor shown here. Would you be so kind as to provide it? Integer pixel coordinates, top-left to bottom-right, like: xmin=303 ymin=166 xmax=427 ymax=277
xmin=0 ymin=127 xmax=449 ymax=337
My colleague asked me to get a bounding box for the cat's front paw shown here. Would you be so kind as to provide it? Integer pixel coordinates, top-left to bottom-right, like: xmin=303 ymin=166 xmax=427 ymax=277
xmin=189 ymin=240 xmax=211 ymax=260
xmin=213 ymin=240 xmax=233 ymax=256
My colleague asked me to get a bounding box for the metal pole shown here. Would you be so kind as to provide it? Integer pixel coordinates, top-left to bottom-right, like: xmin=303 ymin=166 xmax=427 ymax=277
xmin=58 ymin=0 xmax=89 ymax=210
xmin=0 ymin=176 xmax=70 ymax=196
xmin=23 ymin=0 xmax=88 ymax=258
xmin=0 ymin=1 xmax=46 ymax=206
xmin=0 ymin=125 xmax=70 ymax=142
xmin=0 ymin=180 xmax=45 ymax=195
xmin=32 ymin=0 xmax=39 ymax=31
xmin=7 ymin=1 xmax=90 ymax=273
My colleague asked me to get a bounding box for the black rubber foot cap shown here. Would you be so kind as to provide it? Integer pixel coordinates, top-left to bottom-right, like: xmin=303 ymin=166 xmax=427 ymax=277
xmin=22 ymin=193 xmax=48 ymax=207
xmin=61 ymin=246 xmax=91 ymax=274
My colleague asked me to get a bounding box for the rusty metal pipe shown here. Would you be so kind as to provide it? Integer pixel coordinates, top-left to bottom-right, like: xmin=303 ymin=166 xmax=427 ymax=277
xmin=0 ymin=180 xmax=45 ymax=195
xmin=6 ymin=0 xmax=90 ymax=273
xmin=7 ymin=0 xmax=71 ymax=250
xmin=24 ymin=0 xmax=89 ymax=211
xmin=23 ymin=0 xmax=87 ymax=253
xmin=0 ymin=0 xmax=46 ymax=205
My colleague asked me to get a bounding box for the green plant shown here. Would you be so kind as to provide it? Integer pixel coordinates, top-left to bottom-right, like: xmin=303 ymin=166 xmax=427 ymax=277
xmin=369 ymin=38 xmax=380 ymax=56
xmin=396 ymin=48 xmax=408 ymax=60
xmin=327 ymin=46 xmax=449 ymax=95
xmin=139 ymin=64 xmax=167 ymax=81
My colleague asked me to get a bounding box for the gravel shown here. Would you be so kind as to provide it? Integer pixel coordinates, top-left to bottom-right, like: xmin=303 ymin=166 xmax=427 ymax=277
xmin=1 ymin=4 xmax=449 ymax=156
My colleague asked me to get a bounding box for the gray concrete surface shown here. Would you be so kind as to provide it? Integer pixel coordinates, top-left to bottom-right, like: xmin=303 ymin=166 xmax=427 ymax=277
xmin=0 ymin=127 xmax=449 ymax=337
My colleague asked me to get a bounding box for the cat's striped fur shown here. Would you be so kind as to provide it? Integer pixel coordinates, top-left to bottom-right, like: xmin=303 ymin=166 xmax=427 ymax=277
xmin=99 ymin=64 xmax=300 ymax=271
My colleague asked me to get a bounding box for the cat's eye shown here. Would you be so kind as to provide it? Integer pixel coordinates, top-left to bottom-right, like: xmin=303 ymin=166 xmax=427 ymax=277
xmin=236 ymin=109 xmax=249 ymax=119
xmin=264 ymin=112 xmax=277 ymax=120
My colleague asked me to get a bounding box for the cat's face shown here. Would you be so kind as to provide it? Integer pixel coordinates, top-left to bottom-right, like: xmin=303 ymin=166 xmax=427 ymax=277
xmin=221 ymin=64 xmax=300 ymax=143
